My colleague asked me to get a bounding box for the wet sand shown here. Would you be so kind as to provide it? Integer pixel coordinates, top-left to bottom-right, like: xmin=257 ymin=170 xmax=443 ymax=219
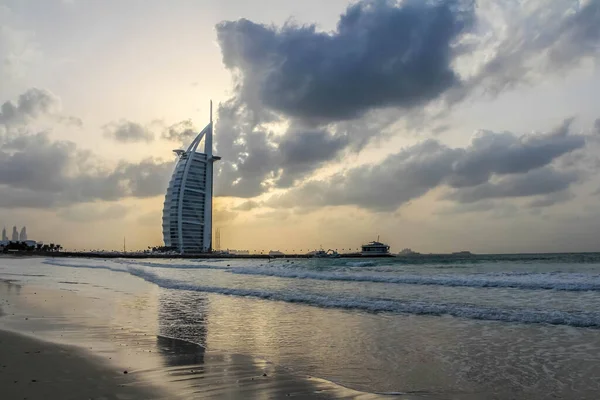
xmin=0 ymin=329 xmax=166 ymax=400
xmin=0 ymin=279 xmax=395 ymax=399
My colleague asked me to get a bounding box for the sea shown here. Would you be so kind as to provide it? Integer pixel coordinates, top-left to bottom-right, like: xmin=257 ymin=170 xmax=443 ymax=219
xmin=2 ymin=253 xmax=600 ymax=399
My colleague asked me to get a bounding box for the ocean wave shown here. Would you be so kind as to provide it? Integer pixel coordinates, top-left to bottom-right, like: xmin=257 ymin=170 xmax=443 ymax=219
xmin=345 ymin=261 xmax=377 ymax=267
xmin=230 ymin=267 xmax=600 ymax=291
xmin=122 ymin=268 xmax=600 ymax=328
xmin=45 ymin=259 xmax=600 ymax=291
xmin=113 ymin=260 xmax=228 ymax=270
xmin=44 ymin=259 xmax=123 ymax=272
xmin=42 ymin=259 xmax=600 ymax=328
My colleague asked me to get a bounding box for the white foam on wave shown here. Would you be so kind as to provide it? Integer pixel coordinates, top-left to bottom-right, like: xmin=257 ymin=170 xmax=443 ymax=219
xmin=113 ymin=259 xmax=228 ymax=270
xmin=230 ymin=267 xmax=600 ymax=291
xmin=345 ymin=261 xmax=377 ymax=267
xmin=45 ymin=259 xmax=600 ymax=291
xmin=43 ymin=259 xmax=600 ymax=328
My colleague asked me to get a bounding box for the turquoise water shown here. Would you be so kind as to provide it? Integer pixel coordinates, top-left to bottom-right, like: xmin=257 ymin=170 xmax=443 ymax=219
xmin=2 ymin=254 xmax=600 ymax=398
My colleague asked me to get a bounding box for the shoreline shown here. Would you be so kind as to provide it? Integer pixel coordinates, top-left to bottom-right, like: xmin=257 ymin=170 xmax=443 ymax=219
xmin=2 ymin=251 xmax=394 ymax=259
xmin=0 ymin=278 xmax=393 ymax=399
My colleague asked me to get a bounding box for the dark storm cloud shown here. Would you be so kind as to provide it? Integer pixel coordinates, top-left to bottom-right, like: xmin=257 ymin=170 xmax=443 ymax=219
xmin=447 ymin=119 xmax=584 ymax=188
xmin=446 ymin=167 xmax=579 ymax=204
xmin=216 ymin=0 xmax=475 ymax=121
xmin=213 ymin=100 xmax=278 ymax=197
xmin=210 ymin=0 xmax=600 ymax=201
xmin=276 ymin=128 xmax=349 ymax=187
xmin=266 ymin=122 xmax=586 ymax=212
xmin=214 ymin=101 xmax=351 ymax=197
xmin=102 ymin=120 xmax=154 ymax=143
xmin=268 ymin=140 xmax=460 ymax=211
xmin=0 ymin=130 xmax=174 ymax=209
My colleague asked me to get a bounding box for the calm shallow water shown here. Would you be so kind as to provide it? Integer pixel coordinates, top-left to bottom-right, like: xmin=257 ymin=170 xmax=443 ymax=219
xmin=2 ymin=254 xmax=600 ymax=399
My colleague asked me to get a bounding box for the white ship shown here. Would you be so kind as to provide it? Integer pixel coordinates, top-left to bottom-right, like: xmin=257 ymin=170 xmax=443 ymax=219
xmin=361 ymin=239 xmax=390 ymax=256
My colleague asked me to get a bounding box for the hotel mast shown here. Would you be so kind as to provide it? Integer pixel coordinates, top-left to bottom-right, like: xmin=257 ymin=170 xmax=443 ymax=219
xmin=162 ymin=102 xmax=220 ymax=253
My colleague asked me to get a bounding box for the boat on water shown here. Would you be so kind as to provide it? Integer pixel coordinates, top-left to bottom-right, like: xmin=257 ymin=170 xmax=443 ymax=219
xmin=310 ymin=249 xmax=340 ymax=258
xmin=397 ymin=248 xmax=420 ymax=256
xmin=452 ymin=251 xmax=473 ymax=256
xmin=361 ymin=239 xmax=391 ymax=256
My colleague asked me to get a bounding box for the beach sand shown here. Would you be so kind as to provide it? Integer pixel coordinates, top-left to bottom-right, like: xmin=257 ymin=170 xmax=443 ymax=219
xmin=0 ymin=329 xmax=165 ymax=400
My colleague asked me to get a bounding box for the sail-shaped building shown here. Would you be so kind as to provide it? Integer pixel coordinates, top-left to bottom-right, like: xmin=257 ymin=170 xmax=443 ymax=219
xmin=162 ymin=103 xmax=220 ymax=254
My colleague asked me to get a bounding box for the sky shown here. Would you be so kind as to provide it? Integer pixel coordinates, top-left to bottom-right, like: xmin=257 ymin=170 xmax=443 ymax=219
xmin=1 ymin=0 xmax=600 ymax=253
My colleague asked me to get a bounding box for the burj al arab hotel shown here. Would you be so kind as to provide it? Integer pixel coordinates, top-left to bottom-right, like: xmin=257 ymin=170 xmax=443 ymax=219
xmin=162 ymin=102 xmax=220 ymax=253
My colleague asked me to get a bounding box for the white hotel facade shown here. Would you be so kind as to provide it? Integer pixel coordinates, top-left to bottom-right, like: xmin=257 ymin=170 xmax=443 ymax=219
xmin=162 ymin=103 xmax=220 ymax=253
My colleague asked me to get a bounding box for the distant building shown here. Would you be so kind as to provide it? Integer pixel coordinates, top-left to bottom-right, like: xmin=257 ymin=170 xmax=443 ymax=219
xmin=11 ymin=226 xmax=18 ymax=241
xmin=162 ymin=103 xmax=220 ymax=254
xmin=398 ymin=248 xmax=420 ymax=256
xmin=23 ymin=240 xmax=37 ymax=248
xmin=19 ymin=226 xmax=27 ymax=241
xmin=1 ymin=227 xmax=7 ymax=241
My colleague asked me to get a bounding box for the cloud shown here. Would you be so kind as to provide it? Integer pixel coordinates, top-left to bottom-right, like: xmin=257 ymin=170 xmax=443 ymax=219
xmin=216 ymin=0 xmax=475 ymax=122
xmin=213 ymin=208 xmax=239 ymax=225
xmin=276 ymin=128 xmax=349 ymax=187
xmin=214 ymin=101 xmax=352 ymax=197
xmin=447 ymin=118 xmax=584 ymax=188
xmin=268 ymin=140 xmax=459 ymax=211
xmin=214 ymin=101 xmax=278 ymax=197
xmin=162 ymin=119 xmax=198 ymax=146
xmin=102 ymin=120 xmax=154 ymax=143
xmin=527 ymin=190 xmax=575 ymax=208
xmin=0 ymin=6 xmax=41 ymax=81
xmin=255 ymin=210 xmax=290 ymax=221
xmin=57 ymin=203 xmax=131 ymax=222
xmin=0 ymin=88 xmax=59 ymax=129
xmin=446 ymin=167 xmax=579 ymax=204
xmin=233 ymin=200 xmax=262 ymax=211
xmin=211 ymin=1 xmax=600 ymax=201
xmin=0 ymin=186 xmax=58 ymax=209
xmin=0 ymin=130 xmax=175 ymax=208
xmin=0 ymin=89 xmax=175 ymax=209
xmin=266 ymin=121 xmax=586 ymax=211
xmin=453 ymin=0 xmax=600 ymax=99
xmin=594 ymin=119 xmax=600 ymax=135
xmin=432 ymin=124 xmax=451 ymax=135
xmin=436 ymin=200 xmax=519 ymax=218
